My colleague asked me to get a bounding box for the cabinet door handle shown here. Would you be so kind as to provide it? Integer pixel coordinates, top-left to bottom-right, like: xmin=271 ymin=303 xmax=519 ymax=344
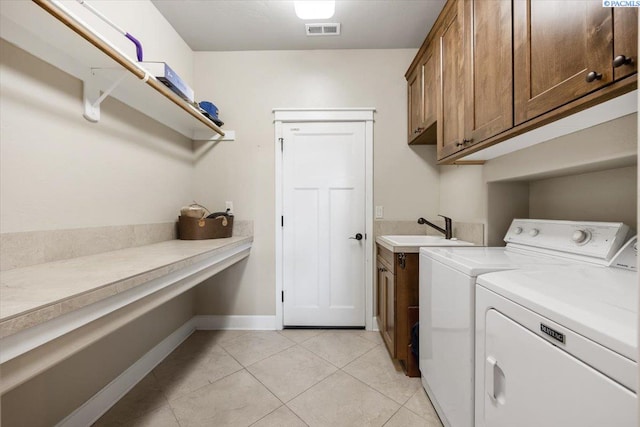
xmin=613 ymin=55 xmax=633 ymax=68
xmin=585 ymin=71 xmax=603 ymax=82
xmin=456 ymin=139 xmax=473 ymax=147
xmin=378 ymin=267 xmax=387 ymax=272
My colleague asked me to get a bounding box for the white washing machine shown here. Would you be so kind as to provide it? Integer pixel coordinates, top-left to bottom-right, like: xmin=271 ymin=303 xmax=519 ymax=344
xmin=474 ymin=236 xmax=637 ymax=427
xmin=418 ymin=219 xmax=632 ymax=427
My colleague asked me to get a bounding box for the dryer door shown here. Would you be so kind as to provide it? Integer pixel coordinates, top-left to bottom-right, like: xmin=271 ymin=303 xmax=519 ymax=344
xmin=483 ymin=309 xmax=636 ymax=427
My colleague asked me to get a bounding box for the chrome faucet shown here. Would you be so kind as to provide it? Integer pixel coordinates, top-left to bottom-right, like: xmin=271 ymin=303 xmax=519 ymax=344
xmin=418 ymin=215 xmax=453 ymax=239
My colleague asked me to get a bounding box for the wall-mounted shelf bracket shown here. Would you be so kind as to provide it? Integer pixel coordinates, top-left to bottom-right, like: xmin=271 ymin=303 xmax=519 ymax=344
xmin=82 ymin=69 xmax=129 ymax=123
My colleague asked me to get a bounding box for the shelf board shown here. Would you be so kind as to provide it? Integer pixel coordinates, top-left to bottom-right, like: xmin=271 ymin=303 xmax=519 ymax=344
xmin=0 ymin=0 xmax=232 ymax=142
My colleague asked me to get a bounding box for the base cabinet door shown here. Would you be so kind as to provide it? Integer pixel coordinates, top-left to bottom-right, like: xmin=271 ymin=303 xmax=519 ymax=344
xmin=376 ymin=247 xmax=419 ymax=367
xmin=393 ymin=253 xmax=419 ymax=363
xmin=381 ymin=266 xmax=395 ymax=353
xmin=513 ymin=1 xmax=613 ymax=125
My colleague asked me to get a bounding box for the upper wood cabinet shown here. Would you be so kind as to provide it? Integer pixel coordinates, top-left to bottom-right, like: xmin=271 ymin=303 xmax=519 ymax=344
xmin=437 ymin=0 xmax=466 ymax=159
xmin=613 ymin=7 xmax=638 ymax=81
xmin=438 ymin=0 xmax=513 ymax=159
xmin=513 ymin=1 xmax=613 ymax=125
xmin=464 ymin=0 xmax=513 ymax=146
xmin=407 ymin=67 xmax=422 ymax=143
xmin=407 ymin=41 xmax=439 ymax=145
xmin=420 ymin=45 xmax=439 ymax=141
xmin=407 ymin=0 xmax=637 ymax=163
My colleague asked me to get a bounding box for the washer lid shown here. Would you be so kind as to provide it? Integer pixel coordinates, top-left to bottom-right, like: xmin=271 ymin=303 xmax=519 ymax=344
xmin=477 ymin=266 xmax=638 ymax=362
xmin=420 ymin=246 xmax=570 ymax=276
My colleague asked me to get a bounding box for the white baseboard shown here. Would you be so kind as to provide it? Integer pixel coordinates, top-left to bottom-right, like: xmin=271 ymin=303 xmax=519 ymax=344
xmin=57 ymin=319 xmax=196 ymax=427
xmin=194 ymin=314 xmax=277 ymax=330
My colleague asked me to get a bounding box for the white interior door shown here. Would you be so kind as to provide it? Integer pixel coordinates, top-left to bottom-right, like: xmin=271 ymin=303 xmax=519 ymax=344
xmin=282 ymin=121 xmax=366 ymax=327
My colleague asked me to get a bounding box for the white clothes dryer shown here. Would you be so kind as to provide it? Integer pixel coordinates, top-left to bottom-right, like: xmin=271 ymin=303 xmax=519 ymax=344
xmin=418 ymin=219 xmax=632 ymax=427
xmin=474 ymin=237 xmax=637 ymax=427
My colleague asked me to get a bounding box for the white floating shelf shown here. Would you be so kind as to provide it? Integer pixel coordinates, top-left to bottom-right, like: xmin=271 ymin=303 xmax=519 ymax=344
xmin=0 ymin=0 xmax=234 ymax=143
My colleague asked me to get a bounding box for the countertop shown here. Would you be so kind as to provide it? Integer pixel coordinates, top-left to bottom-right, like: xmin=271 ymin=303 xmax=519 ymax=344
xmin=0 ymin=236 xmax=253 ymax=338
xmin=375 ymin=235 xmax=475 ymax=253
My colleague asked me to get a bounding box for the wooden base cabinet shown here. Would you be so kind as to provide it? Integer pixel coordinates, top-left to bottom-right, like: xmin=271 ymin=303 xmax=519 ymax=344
xmin=376 ymin=245 xmax=419 ymax=369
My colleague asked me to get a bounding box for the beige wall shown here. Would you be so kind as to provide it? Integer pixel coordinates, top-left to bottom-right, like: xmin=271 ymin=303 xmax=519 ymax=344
xmin=0 ymin=39 xmax=194 ymax=233
xmin=1 ymin=291 xmax=195 ymax=427
xmin=50 ymin=0 xmax=194 ymax=85
xmin=439 ymin=165 xmax=486 ymax=223
xmin=0 ymin=18 xmax=197 ymax=425
xmin=529 ymin=166 xmax=638 ymax=229
xmin=192 ymin=49 xmax=439 ymax=315
xmin=439 ymin=115 xmax=638 ymax=243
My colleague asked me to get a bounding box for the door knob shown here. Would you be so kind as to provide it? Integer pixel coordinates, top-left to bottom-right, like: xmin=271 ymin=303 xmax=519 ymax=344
xmin=613 ymin=55 xmax=633 ymax=68
xmin=585 ymin=71 xmax=602 ymax=82
xmin=349 ymin=233 xmax=363 ymax=241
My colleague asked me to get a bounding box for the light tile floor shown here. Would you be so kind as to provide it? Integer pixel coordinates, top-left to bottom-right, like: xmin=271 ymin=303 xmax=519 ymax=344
xmin=94 ymin=330 xmax=443 ymax=427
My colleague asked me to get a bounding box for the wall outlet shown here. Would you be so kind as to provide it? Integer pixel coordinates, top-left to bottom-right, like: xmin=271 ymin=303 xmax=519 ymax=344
xmin=225 ymin=201 xmax=234 ymax=213
xmin=375 ymin=205 xmax=384 ymax=219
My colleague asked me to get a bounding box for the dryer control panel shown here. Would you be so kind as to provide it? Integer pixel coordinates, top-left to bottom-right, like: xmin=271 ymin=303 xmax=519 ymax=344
xmin=610 ymin=236 xmax=637 ymax=271
xmin=504 ymin=219 xmax=631 ymax=264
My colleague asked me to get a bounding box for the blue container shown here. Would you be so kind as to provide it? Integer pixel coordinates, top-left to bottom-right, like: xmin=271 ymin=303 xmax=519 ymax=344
xmin=199 ymin=101 xmax=219 ymax=120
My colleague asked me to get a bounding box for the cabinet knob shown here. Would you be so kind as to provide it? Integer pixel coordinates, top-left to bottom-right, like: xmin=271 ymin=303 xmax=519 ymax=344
xmin=463 ymin=138 xmax=473 ymax=144
xmin=585 ymin=71 xmax=602 ymax=82
xmin=455 ymin=141 xmax=464 ymax=147
xmin=613 ymin=55 xmax=633 ymax=68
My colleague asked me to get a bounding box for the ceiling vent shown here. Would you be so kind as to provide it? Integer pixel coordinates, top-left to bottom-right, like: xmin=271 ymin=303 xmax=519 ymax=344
xmin=305 ymin=23 xmax=341 ymax=36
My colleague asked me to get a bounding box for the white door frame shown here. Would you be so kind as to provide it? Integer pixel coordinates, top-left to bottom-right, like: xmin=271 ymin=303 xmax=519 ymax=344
xmin=274 ymin=108 xmax=375 ymax=330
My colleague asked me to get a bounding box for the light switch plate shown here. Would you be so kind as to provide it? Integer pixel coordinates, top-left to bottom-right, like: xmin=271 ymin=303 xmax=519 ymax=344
xmin=375 ymin=206 xmax=384 ymax=219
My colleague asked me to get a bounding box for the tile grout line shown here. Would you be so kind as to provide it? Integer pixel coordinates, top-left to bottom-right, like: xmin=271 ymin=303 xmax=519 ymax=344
xmin=99 ymin=330 xmax=434 ymax=426
xmin=400 ymin=388 xmax=445 ymax=426
xmin=219 ymin=331 xmax=298 ymax=368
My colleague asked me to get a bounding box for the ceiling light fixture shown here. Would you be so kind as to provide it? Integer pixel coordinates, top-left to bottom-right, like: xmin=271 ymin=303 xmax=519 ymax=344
xmin=294 ymin=1 xmax=335 ymax=20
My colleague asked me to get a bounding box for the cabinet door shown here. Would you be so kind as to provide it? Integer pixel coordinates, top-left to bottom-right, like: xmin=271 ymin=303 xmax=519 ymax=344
xmin=465 ymin=0 xmax=513 ymax=145
xmin=376 ymin=261 xmax=385 ymax=331
xmin=437 ymin=0 xmax=466 ymax=160
xmin=381 ymin=268 xmax=395 ymax=356
xmin=514 ymin=1 xmax=613 ymax=125
xmin=407 ymin=67 xmax=422 ymax=143
xmin=394 ymin=254 xmax=419 ymax=363
xmin=420 ymin=44 xmax=438 ymax=133
xmin=613 ymin=7 xmax=638 ymax=81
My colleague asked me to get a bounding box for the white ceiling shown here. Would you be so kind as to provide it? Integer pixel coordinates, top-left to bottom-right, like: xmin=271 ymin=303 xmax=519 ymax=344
xmin=151 ymin=0 xmax=447 ymax=51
